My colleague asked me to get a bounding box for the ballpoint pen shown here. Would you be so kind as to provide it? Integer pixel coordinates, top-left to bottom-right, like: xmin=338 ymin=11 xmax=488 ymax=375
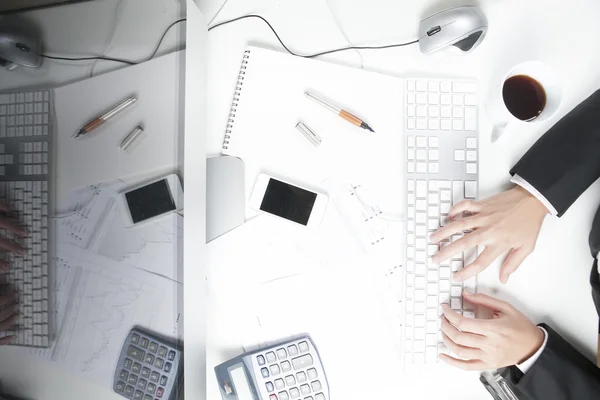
xmin=305 ymin=91 xmax=375 ymax=133
xmin=75 ymin=96 xmax=137 ymax=138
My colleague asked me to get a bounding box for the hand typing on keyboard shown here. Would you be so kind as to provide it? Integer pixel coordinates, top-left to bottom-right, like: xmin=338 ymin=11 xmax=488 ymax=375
xmin=438 ymin=291 xmax=544 ymax=371
xmin=430 ymin=186 xmax=548 ymax=283
xmin=0 ymin=203 xmax=27 ymax=268
xmin=0 ymin=202 xmax=27 ymax=345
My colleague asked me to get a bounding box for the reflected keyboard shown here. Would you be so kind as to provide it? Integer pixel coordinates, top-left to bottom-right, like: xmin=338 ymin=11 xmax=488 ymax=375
xmin=0 ymin=90 xmax=54 ymax=347
xmin=402 ymin=78 xmax=479 ymax=365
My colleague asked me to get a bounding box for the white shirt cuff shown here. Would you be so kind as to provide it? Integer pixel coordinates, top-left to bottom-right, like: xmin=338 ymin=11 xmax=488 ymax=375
xmin=516 ymin=327 xmax=548 ymax=374
xmin=511 ymin=174 xmax=558 ymax=216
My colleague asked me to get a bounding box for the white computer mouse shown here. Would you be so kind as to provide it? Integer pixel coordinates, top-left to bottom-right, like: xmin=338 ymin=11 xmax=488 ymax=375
xmin=418 ymin=5 xmax=488 ymax=55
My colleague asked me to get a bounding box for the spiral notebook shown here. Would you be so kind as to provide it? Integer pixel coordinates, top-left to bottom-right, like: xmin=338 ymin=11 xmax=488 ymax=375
xmin=221 ymin=46 xmax=406 ymax=232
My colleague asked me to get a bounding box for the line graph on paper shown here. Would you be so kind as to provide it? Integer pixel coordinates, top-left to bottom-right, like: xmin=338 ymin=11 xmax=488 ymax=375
xmin=49 ymin=254 xmax=160 ymax=383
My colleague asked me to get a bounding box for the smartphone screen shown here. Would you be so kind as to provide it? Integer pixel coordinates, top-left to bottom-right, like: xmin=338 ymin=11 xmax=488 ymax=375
xmin=260 ymin=179 xmax=317 ymax=225
xmin=125 ymin=179 xmax=176 ymax=223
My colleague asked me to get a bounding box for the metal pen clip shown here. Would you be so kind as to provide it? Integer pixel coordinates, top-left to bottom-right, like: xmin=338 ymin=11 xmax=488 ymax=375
xmin=295 ymin=121 xmax=322 ymax=147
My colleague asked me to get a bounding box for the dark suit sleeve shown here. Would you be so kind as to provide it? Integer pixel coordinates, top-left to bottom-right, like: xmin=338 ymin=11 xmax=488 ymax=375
xmin=510 ymin=89 xmax=600 ymax=217
xmin=501 ymin=323 xmax=600 ymax=400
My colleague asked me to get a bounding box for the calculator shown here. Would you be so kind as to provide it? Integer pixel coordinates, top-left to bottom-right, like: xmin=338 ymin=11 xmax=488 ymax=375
xmin=113 ymin=328 xmax=182 ymax=400
xmin=215 ymin=335 xmax=330 ymax=400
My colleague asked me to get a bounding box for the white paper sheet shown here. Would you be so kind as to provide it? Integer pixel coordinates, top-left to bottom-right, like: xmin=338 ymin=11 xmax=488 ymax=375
xmin=53 ymin=50 xmax=185 ymax=206
xmin=56 ymin=181 xmax=183 ymax=282
xmin=206 ymin=214 xmax=405 ymax=398
xmin=25 ymin=245 xmax=182 ymax=386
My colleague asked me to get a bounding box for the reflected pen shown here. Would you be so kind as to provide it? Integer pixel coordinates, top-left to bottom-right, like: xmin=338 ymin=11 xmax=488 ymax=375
xmin=305 ymin=91 xmax=375 ymax=133
xmin=75 ymin=96 xmax=137 ymax=138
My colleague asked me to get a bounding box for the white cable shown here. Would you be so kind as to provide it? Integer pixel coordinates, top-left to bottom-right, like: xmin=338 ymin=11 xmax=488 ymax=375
xmin=89 ymin=0 xmax=124 ymax=78
xmin=325 ymin=0 xmax=364 ymax=69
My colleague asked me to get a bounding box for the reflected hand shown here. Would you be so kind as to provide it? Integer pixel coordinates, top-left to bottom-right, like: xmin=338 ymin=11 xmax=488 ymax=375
xmin=0 ymin=290 xmax=17 ymax=344
xmin=0 ymin=202 xmax=26 ymax=272
xmin=430 ymin=186 xmax=548 ymax=283
xmin=439 ymin=291 xmax=544 ymax=371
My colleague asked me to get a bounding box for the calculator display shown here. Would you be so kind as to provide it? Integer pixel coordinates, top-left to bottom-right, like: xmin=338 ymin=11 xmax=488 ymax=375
xmin=260 ymin=179 xmax=317 ymax=225
xmin=229 ymin=365 xmax=255 ymax=400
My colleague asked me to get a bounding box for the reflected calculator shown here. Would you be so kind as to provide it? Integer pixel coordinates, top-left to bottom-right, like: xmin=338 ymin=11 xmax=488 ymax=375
xmin=215 ymin=335 xmax=330 ymax=400
xmin=114 ymin=328 xmax=182 ymax=400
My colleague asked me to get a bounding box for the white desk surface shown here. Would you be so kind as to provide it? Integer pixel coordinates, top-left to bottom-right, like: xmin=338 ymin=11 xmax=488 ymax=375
xmin=0 ymin=1 xmax=186 ymax=399
xmin=204 ymin=0 xmax=600 ymax=398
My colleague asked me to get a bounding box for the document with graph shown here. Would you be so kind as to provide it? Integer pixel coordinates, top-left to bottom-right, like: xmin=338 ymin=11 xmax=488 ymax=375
xmin=25 ymin=245 xmax=183 ymax=386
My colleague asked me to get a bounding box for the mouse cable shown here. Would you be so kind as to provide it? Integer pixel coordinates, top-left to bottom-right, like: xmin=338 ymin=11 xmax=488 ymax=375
xmin=39 ymin=18 xmax=187 ymax=65
xmin=207 ymin=14 xmax=418 ymax=58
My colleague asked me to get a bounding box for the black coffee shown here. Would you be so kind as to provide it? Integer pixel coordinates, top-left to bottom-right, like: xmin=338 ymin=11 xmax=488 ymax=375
xmin=502 ymin=75 xmax=546 ymax=121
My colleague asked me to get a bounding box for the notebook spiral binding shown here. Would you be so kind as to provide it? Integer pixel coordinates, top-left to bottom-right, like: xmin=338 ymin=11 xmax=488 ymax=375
xmin=222 ymin=50 xmax=251 ymax=150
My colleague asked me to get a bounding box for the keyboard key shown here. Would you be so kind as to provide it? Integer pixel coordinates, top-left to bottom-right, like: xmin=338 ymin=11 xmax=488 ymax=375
xmin=416 ymin=162 xmax=427 ymax=173
xmin=261 ymin=368 xmax=270 ymax=378
xmin=428 ymin=119 xmax=439 ymax=130
xmin=416 ymin=119 xmax=427 ymax=130
xmin=428 ymin=136 xmax=439 ymax=148
xmin=453 ymin=81 xmax=477 ymax=93
xmin=416 ymin=149 xmax=427 ymax=160
xmin=428 ymin=218 xmax=439 ymax=230
xmin=139 ymin=338 xmax=149 ymax=349
xmin=428 ymin=93 xmax=439 ymax=105
xmin=289 ymin=387 xmax=300 ymax=399
xmin=141 ymin=367 xmax=151 ymax=378
xmin=416 ymin=80 xmax=427 ymax=92
xmin=266 ymin=352 xmax=277 ymax=363
xmin=407 ymin=104 xmax=415 ymax=117
xmin=160 ymin=375 xmax=168 ymax=386
xmin=465 ymin=181 xmax=477 ymax=198
xmin=451 ymin=298 xmax=462 ymax=310
xmin=466 ymin=138 xmax=477 ymax=149
xmin=466 ymin=150 xmax=477 ymax=162
xmin=428 ymin=149 xmax=439 ymax=160
xmin=125 ymin=386 xmax=135 ymax=397
xmin=466 ymin=163 xmax=477 ymax=174
xmin=454 ymin=149 xmax=465 ymax=161
xmin=441 ymin=119 xmax=451 ymax=130
xmin=275 ymin=378 xmax=285 ymax=389
xmin=407 ymin=118 xmax=415 ymax=130
xmin=452 ymin=94 xmax=464 ymax=106
xmin=428 ymin=81 xmax=440 ymax=92
xmin=281 ymin=361 xmax=291 ymax=372
xmin=441 ymin=106 xmax=451 ymax=118
xmin=407 ymin=92 xmax=415 ymax=104
xmin=301 ymin=384 xmax=311 ymax=395
xmin=416 ymin=180 xmax=427 ymax=197
xmin=465 ymin=107 xmax=477 ymax=131
xmin=257 ymin=355 xmax=266 ymax=365
xmin=416 ymin=105 xmax=427 ymax=117
xmin=147 ymin=383 xmax=156 ymax=395
xmin=416 ymin=93 xmax=427 ymax=104
xmin=452 ymin=181 xmax=464 ymax=205
xmin=452 ymin=119 xmax=464 ymax=131
xmin=149 ymin=342 xmax=158 ymax=353
xmin=407 ymin=79 xmax=415 ymax=91
xmin=407 ymin=162 xmax=415 ymax=173
xmin=452 ymin=107 xmax=463 ymax=118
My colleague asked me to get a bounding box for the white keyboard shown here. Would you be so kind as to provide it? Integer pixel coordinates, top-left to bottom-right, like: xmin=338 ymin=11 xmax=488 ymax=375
xmin=402 ymin=78 xmax=479 ymax=366
xmin=0 ymin=90 xmax=54 ymax=347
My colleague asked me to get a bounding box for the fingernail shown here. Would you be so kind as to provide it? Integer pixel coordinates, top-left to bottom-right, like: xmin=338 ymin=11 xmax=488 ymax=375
xmin=463 ymin=290 xmax=472 ymax=296
xmin=441 ymin=304 xmax=450 ymax=312
xmin=452 ymin=274 xmax=462 ymax=282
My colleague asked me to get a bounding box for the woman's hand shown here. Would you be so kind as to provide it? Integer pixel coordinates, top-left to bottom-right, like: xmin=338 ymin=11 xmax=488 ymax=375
xmin=439 ymin=291 xmax=545 ymax=370
xmin=0 ymin=290 xmax=17 ymax=344
xmin=431 ymin=186 xmax=548 ymax=283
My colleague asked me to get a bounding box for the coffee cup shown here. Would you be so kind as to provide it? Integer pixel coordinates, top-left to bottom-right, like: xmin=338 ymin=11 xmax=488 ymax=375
xmin=488 ymin=61 xmax=562 ymax=142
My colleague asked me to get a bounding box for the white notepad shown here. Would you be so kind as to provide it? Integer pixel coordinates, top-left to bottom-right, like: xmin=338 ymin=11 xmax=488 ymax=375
xmin=221 ymin=46 xmax=406 ymax=218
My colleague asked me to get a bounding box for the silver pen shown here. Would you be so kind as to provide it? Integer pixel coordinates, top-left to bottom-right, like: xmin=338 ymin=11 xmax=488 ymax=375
xmin=76 ymin=96 xmax=137 ymax=138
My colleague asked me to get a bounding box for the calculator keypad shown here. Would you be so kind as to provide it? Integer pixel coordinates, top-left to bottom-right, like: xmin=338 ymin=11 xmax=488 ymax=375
xmin=114 ymin=329 xmax=181 ymax=400
xmin=256 ymin=339 xmax=328 ymax=400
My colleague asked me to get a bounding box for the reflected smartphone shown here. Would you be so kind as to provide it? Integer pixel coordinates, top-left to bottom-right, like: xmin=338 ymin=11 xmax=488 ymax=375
xmin=249 ymin=174 xmax=328 ymax=228
xmin=117 ymin=174 xmax=183 ymax=228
